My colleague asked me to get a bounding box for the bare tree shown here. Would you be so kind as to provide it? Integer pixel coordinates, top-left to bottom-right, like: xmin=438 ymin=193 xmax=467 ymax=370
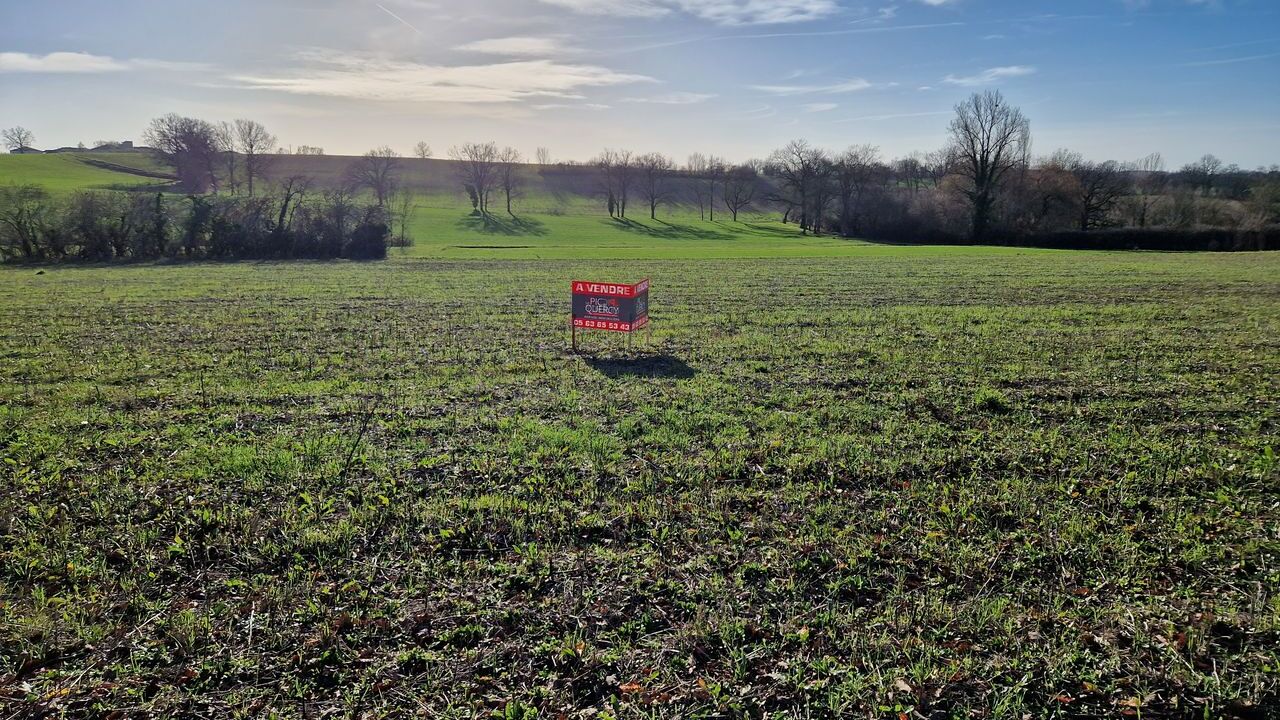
xmin=1074 ymin=159 xmax=1126 ymax=231
xmin=834 ymin=144 xmax=882 ymax=236
xmin=1050 ymin=150 xmax=1125 ymax=231
xmin=687 ymin=153 xmax=711 ymax=220
xmin=1181 ymin=154 xmax=1223 ymax=196
xmin=496 ymin=146 xmax=523 ymax=216
xmin=894 ymin=153 xmax=927 ymax=193
xmin=295 ymin=145 xmax=325 ymax=156
xmin=0 ymin=185 xmax=54 ymax=259
xmin=1125 ymin=152 xmax=1166 ymax=228
xmin=721 ymin=165 xmax=758 ymax=222
xmin=614 ymin=150 xmax=635 ymax=219
xmin=767 ymin=139 xmax=827 ymax=233
xmin=389 ymin=188 xmax=417 ymax=246
xmin=923 ymin=147 xmax=954 ymax=187
xmin=143 ymin=114 xmax=222 ymax=193
xmin=686 ymin=153 xmax=709 ymax=174
xmin=213 ymin=121 xmax=239 ymax=195
xmin=536 ymin=147 xmax=552 ymax=166
xmin=449 ymin=142 xmax=499 ymax=214
xmin=595 ymin=149 xmax=635 ymax=218
xmin=810 ymin=157 xmax=837 ymax=235
xmin=1247 ymin=178 xmax=1280 ymax=228
xmin=272 ymin=175 xmax=313 ymax=242
xmin=686 ymin=155 xmax=726 ymax=221
xmin=1008 ymin=152 xmax=1077 ymax=232
xmin=414 ymin=141 xmax=432 ymax=160
xmin=947 ymin=90 xmax=1031 ymax=241
xmin=348 ymin=146 xmax=401 ymax=207
xmin=235 ymin=119 xmax=277 ymax=197
xmin=2 ymin=126 xmax=36 ymax=151
xmin=636 ymin=153 xmax=674 ymax=220
xmin=703 ymin=157 xmax=725 ymax=222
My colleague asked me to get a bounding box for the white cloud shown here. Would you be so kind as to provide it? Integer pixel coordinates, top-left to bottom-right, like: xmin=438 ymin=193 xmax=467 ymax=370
xmin=831 ymin=109 xmax=952 ymax=123
xmin=1123 ymin=0 xmax=1227 ymax=10
xmin=0 ymin=51 xmax=122 ymax=73
xmin=750 ymin=78 xmax=873 ymax=95
xmin=538 ymin=0 xmax=670 ymax=18
xmin=622 ymin=91 xmax=717 ymax=104
xmin=1180 ymin=52 xmax=1279 ymax=67
xmin=802 ymin=102 xmax=839 ymax=112
xmin=942 ymin=65 xmax=1036 ymax=86
xmin=230 ymin=49 xmax=655 ymax=104
xmin=455 ymin=36 xmax=570 ymax=56
xmin=539 ymin=0 xmax=838 ymax=25
xmin=533 ymin=102 xmax=612 ymax=110
xmin=917 ymin=0 xmax=958 ymax=5
xmin=680 ymin=0 xmax=838 ymax=25
xmin=0 ymin=51 xmax=207 ymax=74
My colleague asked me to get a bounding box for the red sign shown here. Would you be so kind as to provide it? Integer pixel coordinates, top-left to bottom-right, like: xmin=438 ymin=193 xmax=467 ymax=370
xmin=572 ymin=278 xmax=650 ymax=334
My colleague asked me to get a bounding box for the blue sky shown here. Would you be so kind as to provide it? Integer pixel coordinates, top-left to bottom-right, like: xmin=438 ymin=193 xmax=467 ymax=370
xmin=2 ymin=0 xmax=1277 ymax=166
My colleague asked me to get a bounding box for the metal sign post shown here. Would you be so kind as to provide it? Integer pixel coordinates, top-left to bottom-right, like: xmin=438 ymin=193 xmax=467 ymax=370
xmin=570 ymin=278 xmax=650 ymax=353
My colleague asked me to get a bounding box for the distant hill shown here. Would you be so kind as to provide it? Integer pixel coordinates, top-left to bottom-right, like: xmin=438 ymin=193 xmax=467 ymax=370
xmin=0 ymin=153 xmax=175 ymax=193
xmin=267 ymin=154 xmax=776 ymax=215
xmin=0 ymin=150 xmax=778 ymax=219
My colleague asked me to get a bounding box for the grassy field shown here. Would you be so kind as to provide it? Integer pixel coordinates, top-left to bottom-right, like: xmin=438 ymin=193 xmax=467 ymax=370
xmin=1 ymin=241 xmax=1278 ymax=718
xmin=401 ymin=204 xmax=891 ymax=260
xmin=0 ymin=154 xmax=169 ymax=194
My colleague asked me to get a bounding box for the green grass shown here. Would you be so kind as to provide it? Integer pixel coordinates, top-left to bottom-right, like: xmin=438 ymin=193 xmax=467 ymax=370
xmin=0 ymin=154 xmax=168 ymax=194
xmin=69 ymin=152 xmax=173 ymax=177
xmin=402 ymin=203 xmax=895 ymax=260
xmin=1 ymin=247 xmax=1278 ymax=718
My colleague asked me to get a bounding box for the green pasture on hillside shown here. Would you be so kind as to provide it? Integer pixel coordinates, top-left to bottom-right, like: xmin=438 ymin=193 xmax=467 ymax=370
xmin=0 ymin=154 xmax=167 ymax=193
xmin=401 ymin=204 xmax=895 ymax=259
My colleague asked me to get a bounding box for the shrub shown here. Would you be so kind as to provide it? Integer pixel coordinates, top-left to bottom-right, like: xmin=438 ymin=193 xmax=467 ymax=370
xmin=864 ymin=223 xmax=1278 ymax=252
xmin=344 ymin=221 xmax=389 ymax=260
xmin=973 ymin=387 xmax=1013 ymax=414
xmin=1 ymin=188 xmax=399 ymax=263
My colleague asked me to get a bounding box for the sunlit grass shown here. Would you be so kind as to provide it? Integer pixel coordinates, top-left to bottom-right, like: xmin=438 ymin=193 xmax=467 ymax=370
xmin=1 ymin=248 xmax=1277 ymax=717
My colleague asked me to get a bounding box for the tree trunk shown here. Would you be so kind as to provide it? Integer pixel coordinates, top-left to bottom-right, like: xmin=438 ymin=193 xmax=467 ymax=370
xmin=971 ymin=193 xmax=993 ymax=241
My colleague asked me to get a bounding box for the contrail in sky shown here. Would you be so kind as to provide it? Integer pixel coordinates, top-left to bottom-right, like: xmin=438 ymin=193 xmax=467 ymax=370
xmin=376 ymin=3 xmax=423 ymax=35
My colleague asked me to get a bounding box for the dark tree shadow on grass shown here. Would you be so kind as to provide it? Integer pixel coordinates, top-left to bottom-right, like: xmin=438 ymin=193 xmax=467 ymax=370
xmin=585 ymin=354 xmax=697 ymax=380
xmin=741 ymin=221 xmax=810 ymax=240
xmin=455 ymin=213 xmax=549 ymax=236
xmin=609 ymin=217 xmax=736 ymax=242
xmin=610 ymin=217 xmax=811 ymax=243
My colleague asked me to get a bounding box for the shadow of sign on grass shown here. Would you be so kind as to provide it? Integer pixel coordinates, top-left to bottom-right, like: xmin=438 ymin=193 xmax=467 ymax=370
xmin=585 ymin=354 xmax=697 ymax=380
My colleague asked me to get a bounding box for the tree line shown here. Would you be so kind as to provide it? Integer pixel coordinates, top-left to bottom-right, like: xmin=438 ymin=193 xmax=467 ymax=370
xmin=0 ymin=185 xmax=393 ymax=261
xmin=5 ymin=92 xmax=1279 ymax=260
xmin=753 ymin=92 xmax=1278 ymax=249
xmin=0 ymin=115 xmax=418 ymax=261
xmin=374 ymin=91 xmax=1278 ymax=249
